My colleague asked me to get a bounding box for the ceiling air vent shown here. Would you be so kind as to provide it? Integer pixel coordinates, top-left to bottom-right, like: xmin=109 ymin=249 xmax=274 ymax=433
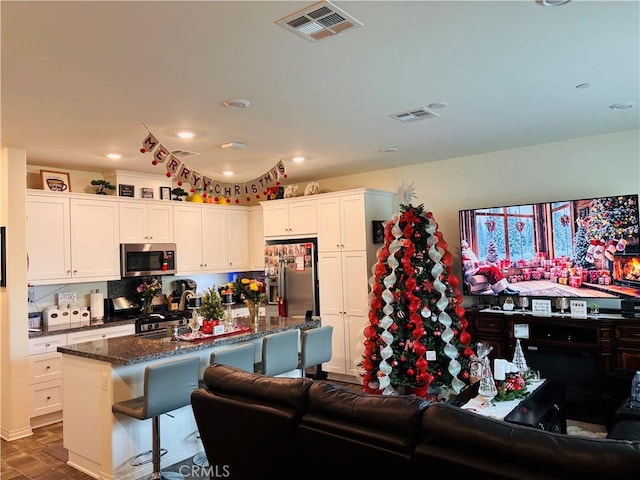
xmin=390 ymin=108 xmax=439 ymax=123
xmin=170 ymin=149 xmax=200 ymax=159
xmin=276 ymin=1 xmax=363 ymax=42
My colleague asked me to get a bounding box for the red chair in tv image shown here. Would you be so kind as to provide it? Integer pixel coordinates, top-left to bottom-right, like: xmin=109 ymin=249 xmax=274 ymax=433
xmin=458 ymin=194 xmax=640 ymax=299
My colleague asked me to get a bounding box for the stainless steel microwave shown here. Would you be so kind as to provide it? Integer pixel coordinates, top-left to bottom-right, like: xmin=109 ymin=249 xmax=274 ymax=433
xmin=120 ymin=243 xmax=176 ymax=277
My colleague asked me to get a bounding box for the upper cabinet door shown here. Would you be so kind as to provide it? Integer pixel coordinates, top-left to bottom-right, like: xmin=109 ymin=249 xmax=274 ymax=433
xmin=119 ymin=201 xmax=173 ymax=243
xmin=27 ymin=196 xmax=72 ymax=281
xmin=146 ymin=203 xmax=174 ymax=243
xmin=69 ymin=198 xmax=120 ymax=279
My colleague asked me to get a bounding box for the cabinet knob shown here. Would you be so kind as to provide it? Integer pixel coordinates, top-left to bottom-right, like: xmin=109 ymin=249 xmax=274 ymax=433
xmin=46 ymin=365 xmax=51 ymax=370
xmin=101 ymin=334 xmax=106 ymax=338
xmin=45 ymin=343 xmax=51 ymax=347
xmin=73 ymin=270 xmax=78 ymax=274
xmin=46 ymin=396 xmax=51 ymax=401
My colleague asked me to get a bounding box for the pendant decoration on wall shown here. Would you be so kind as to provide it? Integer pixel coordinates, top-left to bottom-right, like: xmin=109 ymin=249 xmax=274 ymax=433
xmin=139 ymin=129 xmax=287 ymax=204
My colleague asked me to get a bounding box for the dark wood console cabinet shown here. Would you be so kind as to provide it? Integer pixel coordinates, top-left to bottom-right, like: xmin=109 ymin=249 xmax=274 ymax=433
xmin=464 ymin=308 xmax=636 ymax=423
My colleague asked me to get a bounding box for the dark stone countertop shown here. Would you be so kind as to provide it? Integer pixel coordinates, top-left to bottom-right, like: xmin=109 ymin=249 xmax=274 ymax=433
xmin=29 ymin=318 xmax=137 ymax=338
xmin=57 ymin=316 xmax=321 ymax=366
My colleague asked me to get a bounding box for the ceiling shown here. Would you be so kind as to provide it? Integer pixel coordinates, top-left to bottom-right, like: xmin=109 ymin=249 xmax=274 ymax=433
xmin=2 ymin=1 xmax=639 ymax=187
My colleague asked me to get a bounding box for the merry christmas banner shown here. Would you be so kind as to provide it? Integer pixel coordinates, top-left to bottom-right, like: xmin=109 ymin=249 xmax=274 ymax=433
xmin=140 ymin=131 xmax=287 ymax=203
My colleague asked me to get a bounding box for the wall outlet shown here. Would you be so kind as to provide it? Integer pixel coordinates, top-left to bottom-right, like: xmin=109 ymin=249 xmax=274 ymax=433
xmin=58 ymin=292 xmax=77 ymax=305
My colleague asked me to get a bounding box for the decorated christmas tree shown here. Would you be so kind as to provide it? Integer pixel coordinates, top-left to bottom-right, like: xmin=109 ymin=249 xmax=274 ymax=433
xmin=573 ymin=195 xmax=638 ymax=267
xmin=361 ymin=182 xmax=473 ymax=398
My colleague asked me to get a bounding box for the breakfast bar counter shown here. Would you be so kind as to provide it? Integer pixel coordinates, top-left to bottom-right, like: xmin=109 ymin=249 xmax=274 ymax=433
xmin=57 ymin=315 xmax=320 ymax=365
xmin=58 ymin=315 xmax=320 ymax=480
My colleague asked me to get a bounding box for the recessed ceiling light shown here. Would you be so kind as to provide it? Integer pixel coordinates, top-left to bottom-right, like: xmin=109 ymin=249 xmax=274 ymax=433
xmin=106 ymin=153 xmax=122 ymax=160
xmin=609 ymin=102 xmax=636 ymax=110
xmin=428 ymin=102 xmax=448 ymax=109
xmin=379 ymin=147 xmax=399 ymax=153
xmin=222 ymin=98 xmax=251 ymax=108
xmin=176 ymin=131 xmax=194 ymax=139
xmin=291 ymin=156 xmax=305 ymax=163
xmin=221 ymin=141 xmax=246 ymax=149
xmin=222 ymin=170 xmax=234 ymax=177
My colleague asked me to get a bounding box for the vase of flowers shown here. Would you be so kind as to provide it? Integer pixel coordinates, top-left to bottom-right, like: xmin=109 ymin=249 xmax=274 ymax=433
xmin=137 ymin=278 xmax=162 ymax=316
xmin=233 ymin=277 xmax=266 ymax=323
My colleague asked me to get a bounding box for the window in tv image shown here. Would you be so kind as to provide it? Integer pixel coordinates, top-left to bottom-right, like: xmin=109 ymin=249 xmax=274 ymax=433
xmin=458 ymin=194 xmax=640 ymax=298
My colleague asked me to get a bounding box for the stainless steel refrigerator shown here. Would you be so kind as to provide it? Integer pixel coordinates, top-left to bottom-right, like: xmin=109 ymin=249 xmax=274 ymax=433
xmin=264 ymin=238 xmax=319 ymax=319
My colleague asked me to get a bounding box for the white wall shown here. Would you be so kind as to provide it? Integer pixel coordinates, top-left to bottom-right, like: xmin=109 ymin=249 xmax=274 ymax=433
xmin=315 ymin=130 xmax=640 ymax=308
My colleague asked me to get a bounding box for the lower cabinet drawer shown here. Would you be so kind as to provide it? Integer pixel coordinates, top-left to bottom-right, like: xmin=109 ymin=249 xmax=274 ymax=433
xmin=30 ymin=380 xmax=63 ymax=417
xmin=29 ymin=352 xmax=62 ymax=383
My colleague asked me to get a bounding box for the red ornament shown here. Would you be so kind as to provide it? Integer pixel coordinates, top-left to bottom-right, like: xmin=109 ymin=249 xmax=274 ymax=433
xmin=202 ymin=193 xmax=208 ymax=198
xmin=235 ymin=199 xmax=240 ymax=204
xmin=190 ymin=188 xmax=195 ymax=193
xmin=166 ymin=172 xmax=171 ymax=177
xmin=214 ymin=197 xmax=219 ymax=202
xmin=152 ymin=160 xmax=158 ymax=165
xmin=407 ymin=368 xmax=414 ymax=376
xmin=177 ymin=181 xmax=183 ymax=187
xmin=140 ymin=148 xmax=146 ymax=153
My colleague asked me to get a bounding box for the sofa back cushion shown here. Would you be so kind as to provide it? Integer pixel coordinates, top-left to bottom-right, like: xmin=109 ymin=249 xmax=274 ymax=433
xmin=193 ymin=364 xmax=313 ymax=478
xmin=417 ymin=402 xmax=640 ymax=480
xmin=298 ymin=381 xmax=430 ymax=474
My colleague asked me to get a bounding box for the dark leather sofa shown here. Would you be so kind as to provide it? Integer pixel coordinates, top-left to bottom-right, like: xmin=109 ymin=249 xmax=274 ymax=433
xmin=191 ymin=364 xmax=640 ymax=480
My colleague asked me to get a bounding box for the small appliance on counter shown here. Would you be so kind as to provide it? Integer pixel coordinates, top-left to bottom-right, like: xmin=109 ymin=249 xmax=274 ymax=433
xmin=105 ymin=295 xmax=190 ymax=338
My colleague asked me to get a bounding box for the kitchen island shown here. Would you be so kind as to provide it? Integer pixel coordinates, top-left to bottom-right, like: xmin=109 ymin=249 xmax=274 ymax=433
xmin=58 ymin=315 xmax=320 ymax=480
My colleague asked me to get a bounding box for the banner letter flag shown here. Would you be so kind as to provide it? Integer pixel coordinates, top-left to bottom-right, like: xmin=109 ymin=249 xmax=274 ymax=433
xmin=166 ymin=156 xmax=182 ymax=177
xmin=189 ymin=170 xmax=203 ymax=190
xmin=153 ymin=144 xmax=170 ymax=165
xmin=202 ymin=176 xmax=213 ymax=193
xmin=177 ymin=164 xmax=192 ymax=185
xmin=141 ymin=133 xmax=158 ymax=153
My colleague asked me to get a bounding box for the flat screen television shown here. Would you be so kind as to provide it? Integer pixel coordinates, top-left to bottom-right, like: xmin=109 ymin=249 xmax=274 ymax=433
xmin=458 ymin=194 xmax=640 ymax=298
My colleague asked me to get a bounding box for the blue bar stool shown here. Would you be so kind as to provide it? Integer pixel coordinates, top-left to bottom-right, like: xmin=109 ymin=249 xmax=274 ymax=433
xmin=260 ymin=329 xmax=300 ymax=377
xmin=192 ymin=343 xmax=256 ymax=467
xmin=298 ymin=325 xmax=333 ymax=378
xmin=112 ymin=356 xmax=199 ymax=480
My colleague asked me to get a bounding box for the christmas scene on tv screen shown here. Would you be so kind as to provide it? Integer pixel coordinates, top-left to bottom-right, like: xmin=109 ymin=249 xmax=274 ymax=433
xmin=458 ymin=194 xmax=640 ymax=298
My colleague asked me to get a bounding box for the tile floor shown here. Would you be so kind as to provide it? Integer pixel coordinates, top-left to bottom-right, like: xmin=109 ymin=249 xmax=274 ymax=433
xmin=0 ymin=422 xmax=201 ymax=480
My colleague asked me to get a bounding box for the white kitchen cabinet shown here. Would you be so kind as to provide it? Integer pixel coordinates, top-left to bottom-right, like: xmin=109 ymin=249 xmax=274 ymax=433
xmin=225 ymin=207 xmax=250 ymax=270
xmin=248 ymin=206 xmax=264 ymax=270
xmin=317 ymin=189 xmax=393 ymax=253
xmin=318 ymin=250 xmax=370 ymax=377
xmin=69 ymin=198 xmax=120 ymax=280
xmin=28 ymin=334 xmax=68 ymax=355
xmin=28 ymin=336 xmax=67 ymax=421
xmin=27 ymin=195 xmax=71 ymax=282
xmin=261 ymin=197 xmax=317 ymax=238
xmin=28 ymin=351 xmax=63 ymax=418
xmin=174 ymin=203 xmax=249 ymax=274
xmin=66 ymin=324 xmax=135 ymax=344
xmin=27 ymin=192 xmax=121 ymax=284
xmin=119 ymin=200 xmax=173 ymax=243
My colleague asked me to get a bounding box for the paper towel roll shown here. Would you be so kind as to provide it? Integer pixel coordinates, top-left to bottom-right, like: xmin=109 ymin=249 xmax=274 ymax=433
xmin=90 ymin=291 xmax=104 ymax=320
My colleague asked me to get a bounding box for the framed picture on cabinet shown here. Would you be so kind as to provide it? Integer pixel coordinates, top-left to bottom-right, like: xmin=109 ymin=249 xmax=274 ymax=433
xmin=159 ymin=186 xmax=171 ymax=201
xmin=141 ymin=187 xmax=154 ymax=199
xmin=40 ymin=170 xmax=71 ymax=192
xmin=118 ymin=184 xmax=135 ymax=197
xmin=0 ymin=226 xmax=6 ymax=287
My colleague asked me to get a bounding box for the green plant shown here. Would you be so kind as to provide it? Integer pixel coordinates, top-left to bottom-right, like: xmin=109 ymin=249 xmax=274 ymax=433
xmin=199 ymin=287 xmax=226 ymax=320
xmin=171 ymin=187 xmax=188 ymax=201
xmin=90 ymin=179 xmax=116 ymax=194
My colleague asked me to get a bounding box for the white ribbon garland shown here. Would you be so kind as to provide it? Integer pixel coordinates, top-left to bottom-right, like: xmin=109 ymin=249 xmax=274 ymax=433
xmin=425 ymin=216 xmax=465 ymax=393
